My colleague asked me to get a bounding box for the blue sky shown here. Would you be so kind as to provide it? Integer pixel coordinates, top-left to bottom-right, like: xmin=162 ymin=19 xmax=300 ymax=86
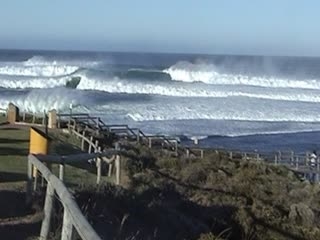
xmin=1 ymin=0 xmax=319 ymax=56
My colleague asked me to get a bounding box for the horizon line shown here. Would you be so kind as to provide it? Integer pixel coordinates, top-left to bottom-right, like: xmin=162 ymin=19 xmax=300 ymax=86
xmin=0 ymin=47 xmax=319 ymax=59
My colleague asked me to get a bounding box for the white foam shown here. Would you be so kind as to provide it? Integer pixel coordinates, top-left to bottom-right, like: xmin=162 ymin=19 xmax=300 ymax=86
xmin=92 ymin=94 xmax=320 ymax=123
xmin=0 ymin=75 xmax=69 ymax=89
xmin=164 ymin=61 xmax=320 ymax=90
xmin=24 ymin=56 xmax=101 ymax=68
xmin=75 ymin=74 xmax=320 ymax=103
xmin=0 ymin=88 xmax=83 ymax=113
xmin=0 ymin=65 xmax=79 ymax=77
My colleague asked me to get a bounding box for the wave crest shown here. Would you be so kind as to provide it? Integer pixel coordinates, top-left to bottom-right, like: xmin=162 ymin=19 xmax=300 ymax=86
xmin=0 ymin=88 xmax=85 ymax=113
xmin=164 ymin=61 xmax=320 ymax=89
xmin=0 ymin=65 xmax=79 ymax=77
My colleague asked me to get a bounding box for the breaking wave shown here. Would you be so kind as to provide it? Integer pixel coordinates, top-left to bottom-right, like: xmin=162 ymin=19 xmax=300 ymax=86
xmin=24 ymin=56 xmax=101 ymax=68
xmin=0 ymin=88 xmax=87 ymax=113
xmin=0 ymin=55 xmax=104 ymax=78
xmin=3 ymin=72 xmax=320 ymax=103
xmin=75 ymin=74 xmax=320 ymax=103
xmin=0 ymin=75 xmax=70 ymax=89
xmin=0 ymin=65 xmax=79 ymax=77
xmin=163 ymin=61 xmax=320 ymax=90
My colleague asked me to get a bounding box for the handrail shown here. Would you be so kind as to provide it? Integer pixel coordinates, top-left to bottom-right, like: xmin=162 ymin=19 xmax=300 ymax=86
xmin=70 ymin=126 xmax=98 ymax=151
xmin=57 ymin=113 xmax=90 ymax=117
xmin=27 ymin=154 xmax=101 ymax=240
xmin=35 ymin=151 xmax=121 ymax=164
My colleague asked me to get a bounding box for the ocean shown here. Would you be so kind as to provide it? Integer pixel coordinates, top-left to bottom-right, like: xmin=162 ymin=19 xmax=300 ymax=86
xmin=1 ymin=49 xmax=320 ymax=153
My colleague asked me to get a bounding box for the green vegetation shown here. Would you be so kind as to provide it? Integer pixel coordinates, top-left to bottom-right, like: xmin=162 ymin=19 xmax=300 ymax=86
xmin=67 ymin=144 xmax=320 ymax=240
xmin=0 ymin=127 xmax=30 ymax=176
xmin=1 ymin=124 xmax=320 ymax=239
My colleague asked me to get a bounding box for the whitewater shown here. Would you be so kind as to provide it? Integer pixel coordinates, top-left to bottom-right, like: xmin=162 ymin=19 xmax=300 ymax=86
xmin=1 ymin=50 xmax=320 ymax=152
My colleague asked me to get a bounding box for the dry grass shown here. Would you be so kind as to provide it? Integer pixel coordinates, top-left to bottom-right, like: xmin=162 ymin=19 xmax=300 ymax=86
xmin=71 ymin=143 xmax=320 ymax=240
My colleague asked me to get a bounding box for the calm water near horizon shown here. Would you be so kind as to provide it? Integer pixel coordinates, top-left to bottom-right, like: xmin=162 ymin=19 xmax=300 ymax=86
xmin=1 ymin=49 xmax=320 ymax=153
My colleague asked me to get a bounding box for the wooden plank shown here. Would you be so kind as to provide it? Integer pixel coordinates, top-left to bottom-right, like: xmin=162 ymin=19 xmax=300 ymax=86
xmin=26 ymin=161 xmax=33 ymax=205
xmin=40 ymin=183 xmax=55 ymax=240
xmin=61 ymin=209 xmax=74 ymax=240
xmin=115 ymin=155 xmax=120 ymax=185
xmin=59 ymin=164 xmax=65 ymax=181
xmin=96 ymin=157 xmax=101 ymax=185
xmin=33 ymin=151 xmax=121 ymax=164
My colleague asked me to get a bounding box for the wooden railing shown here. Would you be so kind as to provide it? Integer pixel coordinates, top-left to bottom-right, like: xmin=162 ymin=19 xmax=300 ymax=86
xmin=67 ymin=115 xmax=180 ymax=155
xmin=26 ymin=152 xmax=122 ymax=240
xmin=67 ymin=120 xmax=121 ymax=185
xmin=226 ymin=149 xmax=320 ymax=181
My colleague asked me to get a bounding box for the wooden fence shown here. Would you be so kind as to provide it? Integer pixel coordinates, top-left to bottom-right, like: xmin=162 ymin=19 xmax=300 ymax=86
xmin=27 ymin=151 xmax=122 ymax=240
xmin=227 ymin=149 xmax=320 ymax=182
xmin=66 ymin=115 xmax=180 ymax=155
xmin=67 ymin=120 xmax=121 ymax=184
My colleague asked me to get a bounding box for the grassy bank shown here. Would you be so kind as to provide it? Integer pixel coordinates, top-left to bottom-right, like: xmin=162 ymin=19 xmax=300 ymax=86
xmin=0 ymin=125 xmax=110 ymax=188
xmin=0 ymin=127 xmax=30 ymax=177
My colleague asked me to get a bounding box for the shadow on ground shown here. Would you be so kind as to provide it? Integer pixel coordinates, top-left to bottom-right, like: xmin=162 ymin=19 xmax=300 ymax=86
xmin=0 ymin=147 xmax=28 ymax=156
xmin=0 ymin=172 xmax=27 ymax=183
xmin=0 ymin=138 xmax=29 ymax=144
xmin=73 ymin=185 xmax=240 ymax=240
xmin=0 ymin=191 xmax=34 ymax=219
xmin=0 ymin=222 xmax=41 ymax=240
xmin=0 ymin=190 xmax=41 ymax=240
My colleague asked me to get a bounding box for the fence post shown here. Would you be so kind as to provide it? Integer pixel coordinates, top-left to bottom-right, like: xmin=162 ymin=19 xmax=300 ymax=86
xmin=200 ymin=150 xmax=204 ymax=159
xmin=148 ymin=138 xmax=152 ymax=148
xmin=59 ymin=164 xmax=65 ymax=181
xmin=278 ymin=151 xmax=281 ymax=164
xmin=115 ymin=155 xmax=121 ymax=185
xmin=175 ymin=141 xmax=178 ymax=155
xmin=88 ymin=136 xmax=93 ymax=153
xmin=61 ymin=209 xmax=74 ymax=240
xmin=229 ymin=152 xmax=233 ymax=159
xmin=33 ymin=168 xmax=38 ymax=191
xmin=295 ymin=157 xmax=299 ymax=170
xmin=97 ymin=147 xmax=101 ymax=185
xmin=40 ymin=183 xmax=55 ymax=240
xmin=274 ymin=154 xmax=278 ymax=165
xmin=115 ymin=143 xmax=121 ymax=185
xmin=137 ymin=129 xmax=140 ymax=143
xmin=26 ymin=160 xmax=33 ymax=205
xmin=95 ymin=140 xmax=99 ymax=151
xmin=108 ymin=162 xmax=113 ymax=177
xmin=81 ymin=130 xmax=85 ymax=151
xmin=186 ymin=148 xmax=190 ymax=158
